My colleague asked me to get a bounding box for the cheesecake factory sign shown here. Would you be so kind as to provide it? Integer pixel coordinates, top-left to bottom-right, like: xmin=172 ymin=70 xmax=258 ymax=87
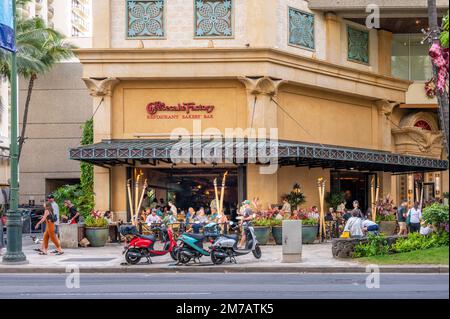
xmin=146 ymin=101 xmax=215 ymax=120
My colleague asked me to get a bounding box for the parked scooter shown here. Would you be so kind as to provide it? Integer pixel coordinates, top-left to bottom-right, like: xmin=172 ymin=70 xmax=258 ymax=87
xmin=176 ymin=222 xmax=221 ymax=264
xmin=119 ymin=224 xmax=178 ymax=264
xmin=210 ymin=221 xmax=262 ymax=264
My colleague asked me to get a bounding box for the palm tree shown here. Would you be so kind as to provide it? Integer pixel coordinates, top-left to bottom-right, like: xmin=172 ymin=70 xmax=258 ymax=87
xmin=0 ymin=13 xmax=75 ymax=160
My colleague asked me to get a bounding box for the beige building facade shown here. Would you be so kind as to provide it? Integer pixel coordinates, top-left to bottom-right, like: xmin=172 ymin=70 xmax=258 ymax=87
xmin=69 ymin=0 xmax=448 ymax=221
xmin=14 ymin=1 xmax=94 ymax=205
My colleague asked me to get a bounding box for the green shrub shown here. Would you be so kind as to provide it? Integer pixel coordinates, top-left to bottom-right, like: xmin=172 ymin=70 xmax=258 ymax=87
xmin=52 ymin=184 xmax=93 ymax=218
xmin=354 ymin=234 xmax=389 ymax=258
xmin=392 ymin=232 xmax=449 ymax=253
xmin=422 ymin=203 xmax=449 ymax=230
xmin=302 ymin=218 xmax=319 ymax=226
xmin=254 ymin=218 xmax=272 ymax=227
xmin=270 ymin=219 xmax=283 ymax=227
xmin=84 ymin=216 xmax=108 ymax=228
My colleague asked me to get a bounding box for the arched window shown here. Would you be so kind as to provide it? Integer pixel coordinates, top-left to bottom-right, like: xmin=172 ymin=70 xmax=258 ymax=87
xmin=414 ymin=120 xmax=432 ymax=131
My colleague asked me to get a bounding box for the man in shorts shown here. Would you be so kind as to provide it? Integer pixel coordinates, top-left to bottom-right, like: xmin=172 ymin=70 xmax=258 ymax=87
xmin=397 ymin=200 xmax=408 ymax=236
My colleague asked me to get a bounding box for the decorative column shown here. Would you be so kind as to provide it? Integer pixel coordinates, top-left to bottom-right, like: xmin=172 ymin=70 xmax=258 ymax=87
xmin=82 ymin=77 xmax=120 ymax=211
xmin=375 ymin=100 xmax=397 ymax=152
xmin=325 ymin=13 xmax=342 ymax=65
xmin=238 ymin=76 xmax=284 ymax=208
xmin=238 ymin=76 xmax=284 ymax=130
xmin=377 ymin=30 xmax=393 ymax=76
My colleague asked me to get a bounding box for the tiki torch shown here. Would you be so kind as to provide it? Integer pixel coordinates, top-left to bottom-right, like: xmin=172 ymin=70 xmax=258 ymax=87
xmin=219 ymin=171 xmax=228 ymax=214
xmin=127 ymin=179 xmax=134 ymax=224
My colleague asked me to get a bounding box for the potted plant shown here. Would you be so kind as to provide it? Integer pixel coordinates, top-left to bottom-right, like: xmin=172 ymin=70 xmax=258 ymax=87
xmin=270 ymin=218 xmax=283 ymax=245
xmin=253 ymin=218 xmax=272 ymax=245
xmin=325 ymin=192 xmax=345 ymax=210
xmin=84 ymin=214 xmax=109 ymax=247
xmin=376 ymin=195 xmax=397 ymax=235
xmin=284 ymin=183 xmax=306 ymax=211
xmin=301 ymin=217 xmax=319 ymax=244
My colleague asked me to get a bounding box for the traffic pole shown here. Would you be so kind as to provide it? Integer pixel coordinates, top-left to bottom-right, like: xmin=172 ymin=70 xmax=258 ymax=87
xmin=2 ymin=0 xmax=28 ymax=264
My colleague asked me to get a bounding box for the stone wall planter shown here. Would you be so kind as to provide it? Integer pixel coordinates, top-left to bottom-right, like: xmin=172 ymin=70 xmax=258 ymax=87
xmin=332 ymin=235 xmax=406 ymax=258
xmin=302 ymin=225 xmax=318 ymax=244
xmin=59 ymin=223 xmax=79 ymax=248
xmin=379 ymin=221 xmax=397 ymax=236
xmin=85 ymin=227 xmax=109 ymax=247
xmin=272 ymin=226 xmax=283 ymax=245
xmin=254 ymin=226 xmax=271 ymax=245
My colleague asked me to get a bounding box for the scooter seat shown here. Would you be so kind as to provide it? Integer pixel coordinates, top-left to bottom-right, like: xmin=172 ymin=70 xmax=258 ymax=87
xmin=185 ymin=233 xmax=205 ymax=241
xmin=223 ymin=234 xmax=238 ymax=240
xmin=138 ymin=234 xmax=156 ymax=242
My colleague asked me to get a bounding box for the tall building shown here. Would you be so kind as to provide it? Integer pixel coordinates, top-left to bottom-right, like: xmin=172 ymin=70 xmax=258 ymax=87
xmin=67 ymin=0 xmax=448 ymax=221
xmin=12 ymin=0 xmax=93 ymax=205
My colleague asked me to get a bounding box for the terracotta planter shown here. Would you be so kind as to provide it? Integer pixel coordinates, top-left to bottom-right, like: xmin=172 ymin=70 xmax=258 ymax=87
xmin=254 ymin=226 xmax=271 ymax=245
xmin=271 ymin=226 xmax=283 ymax=245
xmin=379 ymin=221 xmax=397 ymax=236
xmin=302 ymin=225 xmax=318 ymax=244
xmin=85 ymin=227 xmax=109 ymax=247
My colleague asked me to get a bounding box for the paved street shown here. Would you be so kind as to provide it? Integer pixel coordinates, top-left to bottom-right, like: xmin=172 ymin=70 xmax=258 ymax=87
xmin=0 ymin=273 xmax=448 ymax=299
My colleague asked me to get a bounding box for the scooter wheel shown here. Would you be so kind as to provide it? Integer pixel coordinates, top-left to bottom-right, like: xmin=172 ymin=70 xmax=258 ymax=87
xmin=178 ymin=249 xmax=191 ymax=264
xmin=170 ymin=248 xmax=178 ymax=261
xmin=211 ymin=253 xmax=226 ymax=265
xmin=252 ymin=244 xmax=262 ymax=259
xmin=125 ymin=248 xmax=141 ymax=265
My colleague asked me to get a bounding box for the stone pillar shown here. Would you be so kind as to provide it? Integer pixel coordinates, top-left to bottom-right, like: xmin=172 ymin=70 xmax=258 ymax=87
xmin=237 ymin=76 xmax=284 ymax=130
xmin=375 ymin=100 xmax=398 ymax=152
xmin=246 ymin=164 xmax=278 ymax=208
xmin=325 ymin=13 xmax=342 ymax=65
xmin=238 ymin=76 xmax=284 ymax=207
xmin=82 ymin=78 xmax=120 ymax=211
xmin=378 ymin=30 xmax=393 ymax=76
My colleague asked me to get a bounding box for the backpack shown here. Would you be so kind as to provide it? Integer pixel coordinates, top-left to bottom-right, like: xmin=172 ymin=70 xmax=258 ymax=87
xmin=48 ymin=212 xmax=58 ymax=223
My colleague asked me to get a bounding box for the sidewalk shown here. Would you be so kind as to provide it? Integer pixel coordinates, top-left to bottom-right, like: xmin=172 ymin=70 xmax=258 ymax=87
xmin=0 ymin=235 xmax=448 ymax=273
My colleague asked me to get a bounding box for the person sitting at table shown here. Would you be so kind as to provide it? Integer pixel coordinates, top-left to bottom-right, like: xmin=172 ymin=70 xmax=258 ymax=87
xmin=146 ymin=208 xmax=161 ymax=226
xmin=325 ymin=207 xmax=335 ymax=221
xmin=194 ymin=208 xmax=209 ymax=223
xmin=210 ymin=207 xmax=219 ymax=222
xmin=186 ymin=207 xmax=195 ymax=224
xmin=104 ymin=211 xmax=113 ymax=224
xmin=162 ymin=211 xmax=176 ymax=225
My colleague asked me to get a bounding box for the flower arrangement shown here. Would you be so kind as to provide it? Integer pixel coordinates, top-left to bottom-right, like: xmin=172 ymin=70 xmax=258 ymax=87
xmin=375 ymin=195 xmax=396 ymax=222
xmin=84 ymin=211 xmax=108 ymax=228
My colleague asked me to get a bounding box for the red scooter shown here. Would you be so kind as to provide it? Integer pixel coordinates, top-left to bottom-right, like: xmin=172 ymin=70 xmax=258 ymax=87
xmin=119 ymin=224 xmax=178 ymax=265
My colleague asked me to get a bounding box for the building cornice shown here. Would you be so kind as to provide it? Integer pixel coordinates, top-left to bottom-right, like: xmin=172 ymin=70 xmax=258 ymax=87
xmin=74 ymin=47 xmax=412 ymax=102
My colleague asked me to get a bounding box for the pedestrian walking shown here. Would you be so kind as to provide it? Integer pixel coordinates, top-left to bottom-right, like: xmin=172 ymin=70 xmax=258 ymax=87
xmin=397 ymin=200 xmax=408 ymax=235
xmin=407 ymin=201 xmax=422 ymax=233
xmin=47 ymin=195 xmax=60 ymax=235
xmin=34 ymin=203 xmax=63 ymax=255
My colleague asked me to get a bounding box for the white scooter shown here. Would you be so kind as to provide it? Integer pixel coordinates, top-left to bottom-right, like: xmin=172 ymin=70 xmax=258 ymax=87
xmin=209 ymin=221 xmax=262 ymax=264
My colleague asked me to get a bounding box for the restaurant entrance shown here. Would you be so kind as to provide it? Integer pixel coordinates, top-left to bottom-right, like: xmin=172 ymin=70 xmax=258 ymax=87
xmin=330 ymin=170 xmax=377 ymax=212
xmin=140 ymin=167 xmax=241 ymax=216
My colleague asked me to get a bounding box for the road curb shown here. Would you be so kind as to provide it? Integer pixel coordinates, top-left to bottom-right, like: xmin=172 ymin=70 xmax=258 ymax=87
xmin=0 ymin=265 xmax=447 ymax=274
